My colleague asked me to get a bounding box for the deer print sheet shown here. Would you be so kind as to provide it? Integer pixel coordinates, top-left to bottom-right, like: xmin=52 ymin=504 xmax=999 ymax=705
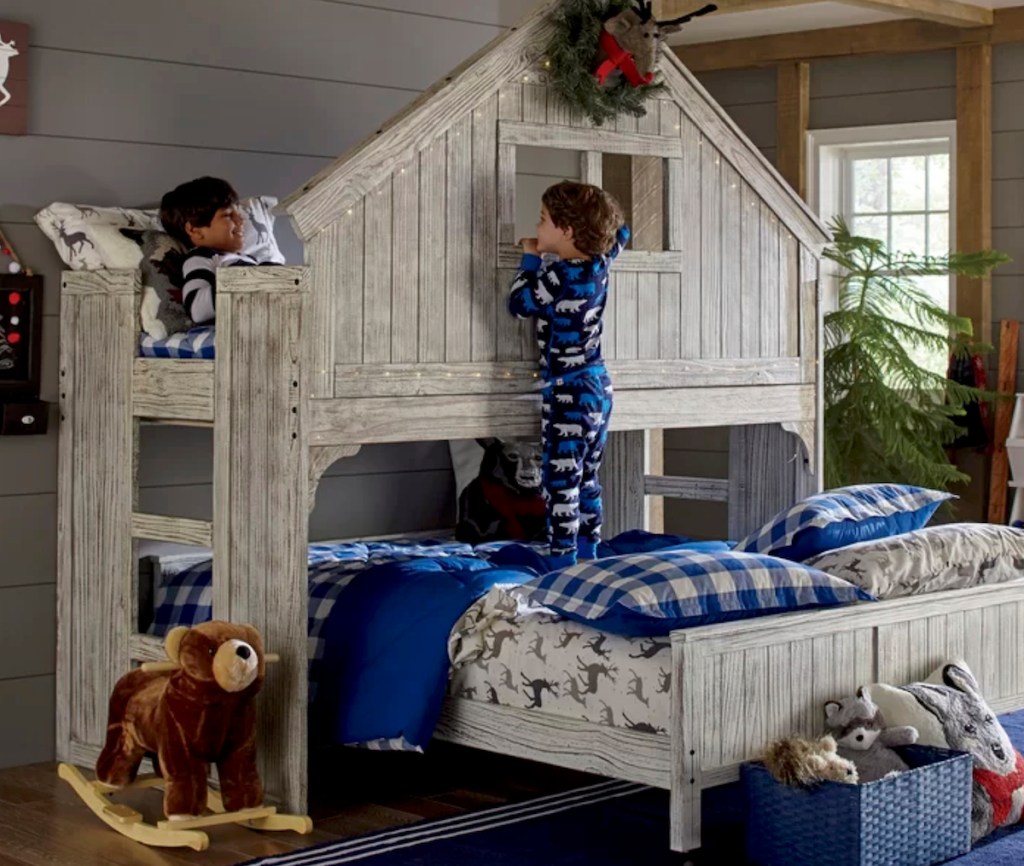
xmin=448 ymin=585 xmax=671 ymax=735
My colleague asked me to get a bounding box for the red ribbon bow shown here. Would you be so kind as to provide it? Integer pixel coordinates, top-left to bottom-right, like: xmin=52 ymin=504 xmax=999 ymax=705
xmin=594 ymin=29 xmax=654 ymax=88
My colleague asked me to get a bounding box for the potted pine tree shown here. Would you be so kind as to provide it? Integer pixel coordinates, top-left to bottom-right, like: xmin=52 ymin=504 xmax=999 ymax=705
xmin=822 ymin=217 xmax=1010 ymax=491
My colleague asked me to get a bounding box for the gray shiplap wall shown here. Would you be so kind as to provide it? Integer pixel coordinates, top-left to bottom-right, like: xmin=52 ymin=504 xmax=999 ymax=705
xmin=0 ymin=0 xmax=533 ymax=769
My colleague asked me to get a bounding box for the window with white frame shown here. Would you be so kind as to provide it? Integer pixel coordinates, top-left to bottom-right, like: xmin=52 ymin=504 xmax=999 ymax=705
xmin=808 ymin=121 xmax=956 ymax=377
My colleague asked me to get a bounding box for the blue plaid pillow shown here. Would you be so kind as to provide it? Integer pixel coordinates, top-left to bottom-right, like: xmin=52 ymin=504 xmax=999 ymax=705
xmin=737 ymin=484 xmax=954 ymax=562
xmin=516 ymin=549 xmax=873 ymax=637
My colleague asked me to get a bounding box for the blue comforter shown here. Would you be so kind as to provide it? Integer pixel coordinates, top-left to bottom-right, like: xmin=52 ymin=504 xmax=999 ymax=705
xmin=150 ymin=531 xmax=732 ymax=752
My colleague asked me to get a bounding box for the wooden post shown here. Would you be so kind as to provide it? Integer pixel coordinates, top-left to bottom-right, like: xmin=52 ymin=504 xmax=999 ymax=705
xmin=988 ymin=320 xmax=1020 ymax=523
xmin=601 ymin=430 xmax=649 ymax=537
xmin=956 ymin=44 xmax=992 ymax=346
xmin=213 ymin=267 xmax=310 ymax=813
xmin=776 ymin=62 xmax=810 ymax=200
xmin=728 ymin=424 xmax=813 ymax=540
xmin=57 ymin=271 xmax=139 ymax=763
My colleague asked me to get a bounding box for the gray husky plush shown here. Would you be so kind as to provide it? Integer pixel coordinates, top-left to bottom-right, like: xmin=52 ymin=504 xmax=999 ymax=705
xmin=824 ymin=689 xmax=918 ymax=783
xmin=896 ymin=663 xmax=1024 ymax=841
xmin=122 ymin=228 xmax=192 ymax=339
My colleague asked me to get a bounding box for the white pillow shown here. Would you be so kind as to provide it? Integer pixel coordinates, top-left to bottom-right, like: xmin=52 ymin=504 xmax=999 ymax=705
xmin=35 ymin=203 xmax=156 ymax=270
xmin=804 ymin=523 xmax=1024 ymax=599
xmin=35 ymin=196 xmax=285 ymax=270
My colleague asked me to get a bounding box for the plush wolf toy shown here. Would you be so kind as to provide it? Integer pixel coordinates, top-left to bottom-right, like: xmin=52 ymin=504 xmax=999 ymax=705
xmin=455 ymin=438 xmax=545 ymax=544
xmin=824 ymin=689 xmax=918 ymax=783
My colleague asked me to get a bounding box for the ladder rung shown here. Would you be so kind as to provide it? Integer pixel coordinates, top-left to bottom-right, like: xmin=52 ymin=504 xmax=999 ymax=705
xmin=644 ymin=475 xmax=729 ymax=502
xmin=132 ymin=512 xmax=213 ymax=548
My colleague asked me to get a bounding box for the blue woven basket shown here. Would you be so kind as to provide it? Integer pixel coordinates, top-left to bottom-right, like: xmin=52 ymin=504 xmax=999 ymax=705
xmin=743 ymin=745 xmax=972 ymax=866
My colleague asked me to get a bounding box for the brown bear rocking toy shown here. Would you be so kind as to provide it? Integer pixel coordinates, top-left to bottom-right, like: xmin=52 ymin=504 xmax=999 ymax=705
xmin=58 ymin=621 xmax=312 ymax=851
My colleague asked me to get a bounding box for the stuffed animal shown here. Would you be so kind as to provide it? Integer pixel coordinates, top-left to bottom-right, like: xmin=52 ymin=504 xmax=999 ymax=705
xmin=761 ymin=734 xmax=859 ymax=786
xmin=595 ymin=1 xmax=717 ymax=88
xmin=869 ymin=661 xmax=1024 ymax=841
xmin=95 ymin=621 xmax=266 ymax=818
xmin=455 ymin=438 xmax=546 ymax=544
xmin=824 ymin=689 xmax=918 ymax=783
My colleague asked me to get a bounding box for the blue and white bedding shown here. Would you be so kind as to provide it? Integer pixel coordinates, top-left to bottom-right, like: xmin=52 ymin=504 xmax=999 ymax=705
xmin=149 ymin=532 xmax=867 ymax=752
xmin=139 ymin=326 xmax=216 ymax=359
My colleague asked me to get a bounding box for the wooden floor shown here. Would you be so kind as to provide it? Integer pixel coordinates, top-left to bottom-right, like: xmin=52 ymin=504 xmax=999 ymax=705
xmin=0 ymin=744 xmax=596 ymax=865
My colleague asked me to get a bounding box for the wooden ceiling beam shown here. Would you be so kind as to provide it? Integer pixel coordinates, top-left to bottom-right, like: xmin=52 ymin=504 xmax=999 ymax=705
xmin=674 ymin=5 xmax=1024 ymax=72
xmin=657 ymin=0 xmax=991 ymax=27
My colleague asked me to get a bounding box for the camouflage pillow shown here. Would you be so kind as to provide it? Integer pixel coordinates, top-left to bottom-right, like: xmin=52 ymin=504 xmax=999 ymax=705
xmin=867 ymin=661 xmax=1024 ymax=842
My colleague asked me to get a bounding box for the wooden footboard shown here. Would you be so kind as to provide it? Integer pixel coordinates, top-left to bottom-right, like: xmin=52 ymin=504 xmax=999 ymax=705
xmin=670 ymin=581 xmax=1024 ymax=852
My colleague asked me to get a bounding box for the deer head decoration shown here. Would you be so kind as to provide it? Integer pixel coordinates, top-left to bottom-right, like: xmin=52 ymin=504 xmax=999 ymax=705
xmin=595 ymin=1 xmax=717 ymax=87
xmin=0 ymin=33 xmax=19 ymax=109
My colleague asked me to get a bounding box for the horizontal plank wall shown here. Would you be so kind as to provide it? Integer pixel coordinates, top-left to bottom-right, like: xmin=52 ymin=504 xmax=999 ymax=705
xmin=0 ymin=0 xmax=533 ymax=769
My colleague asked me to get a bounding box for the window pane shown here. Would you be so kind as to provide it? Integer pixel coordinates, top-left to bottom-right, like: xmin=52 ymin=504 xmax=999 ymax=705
xmin=929 ymin=153 xmax=950 ymax=210
xmin=892 ymin=214 xmax=926 ymax=255
xmin=890 ymin=156 xmax=926 ymax=212
xmin=928 ymin=213 xmax=950 ymax=257
xmin=852 ymin=214 xmax=887 ymax=244
xmin=918 ymin=274 xmax=950 ymax=310
xmin=852 ymin=158 xmax=887 ymax=213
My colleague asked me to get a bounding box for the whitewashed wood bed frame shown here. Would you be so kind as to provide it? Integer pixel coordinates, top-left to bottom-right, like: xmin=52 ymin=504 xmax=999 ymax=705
xmin=54 ymin=1 xmax=1024 ymax=854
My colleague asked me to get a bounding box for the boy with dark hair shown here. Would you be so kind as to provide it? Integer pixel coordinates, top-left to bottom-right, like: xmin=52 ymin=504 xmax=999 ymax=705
xmin=508 ymin=181 xmax=629 ymax=568
xmin=159 ymin=177 xmax=262 ymax=324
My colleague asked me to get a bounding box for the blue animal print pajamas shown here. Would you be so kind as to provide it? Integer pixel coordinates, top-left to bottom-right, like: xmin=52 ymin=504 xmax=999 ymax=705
xmin=508 ymin=226 xmax=629 ymax=565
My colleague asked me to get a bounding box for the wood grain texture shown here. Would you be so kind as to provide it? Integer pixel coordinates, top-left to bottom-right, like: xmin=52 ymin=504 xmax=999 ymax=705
xmin=307 ymin=224 xmax=341 ymax=398
xmin=131 ymin=512 xmax=213 ymax=548
xmin=956 ymin=44 xmax=993 ymax=345
xmin=132 ymin=360 xmax=214 ymax=422
xmin=471 ymin=95 xmax=499 ymax=362
xmin=212 ymin=275 xmax=310 ymax=813
xmin=419 ymin=138 xmax=448 ymax=364
xmin=499 ymin=120 xmax=683 ymax=158
xmin=57 ymin=272 xmax=138 ymax=761
xmin=335 ymin=200 xmax=365 ymax=365
xmin=309 ymin=385 xmax=814 ymax=445
xmin=675 ymin=5 xmax=1024 ymax=73
xmin=602 ymin=431 xmax=648 ymax=537
xmin=392 ymin=160 xmax=420 ymax=365
xmin=446 ymin=114 xmax=473 ymax=363
xmin=776 ymin=62 xmax=809 ymax=200
xmin=989 ymin=320 xmax=1019 ymax=522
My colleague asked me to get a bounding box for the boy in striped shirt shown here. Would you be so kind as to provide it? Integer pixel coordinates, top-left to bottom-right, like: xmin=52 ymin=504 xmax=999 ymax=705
xmin=159 ymin=177 xmax=265 ymax=324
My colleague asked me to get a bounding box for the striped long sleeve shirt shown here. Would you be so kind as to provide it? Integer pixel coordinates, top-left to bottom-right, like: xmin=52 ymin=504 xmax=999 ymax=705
xmin=181 ymin=247 xmax=261 ymax=324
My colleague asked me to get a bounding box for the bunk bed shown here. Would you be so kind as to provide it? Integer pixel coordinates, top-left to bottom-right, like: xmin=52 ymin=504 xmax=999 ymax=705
xmin=54 ymin=1 xmax=1024 ymax=854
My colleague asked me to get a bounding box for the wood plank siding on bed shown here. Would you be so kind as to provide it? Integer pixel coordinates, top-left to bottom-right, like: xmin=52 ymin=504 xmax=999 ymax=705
xmin=0 ymin=0 xmax=537 ymax=770
xmin=6 ymin=3 xmax=1023 ymax=775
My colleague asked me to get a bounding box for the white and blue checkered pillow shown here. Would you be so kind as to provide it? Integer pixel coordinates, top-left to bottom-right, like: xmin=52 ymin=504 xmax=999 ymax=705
xmin=737 ymin=484 xmax=954 ymax=562
xmin=516 ymin=549 xmax=873 ymax=637
xmin=139 ymin=325 xmax=216 ymax=359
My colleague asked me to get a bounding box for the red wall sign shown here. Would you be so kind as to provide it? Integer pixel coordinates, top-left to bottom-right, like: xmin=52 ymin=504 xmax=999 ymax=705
xmin=0 ymin=20 xmax=27 ymax=136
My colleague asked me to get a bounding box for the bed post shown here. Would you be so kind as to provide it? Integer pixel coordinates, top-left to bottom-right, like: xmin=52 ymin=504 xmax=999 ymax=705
xmin=212 ymin=266 xmax=310 ymax=813
xmin=601 ymin=430 xmax=651 ymax=537
xmin=727 ymin=424 xmax=816 ymax=540
xmin=57 ymin=270 xmax=139 ymax=764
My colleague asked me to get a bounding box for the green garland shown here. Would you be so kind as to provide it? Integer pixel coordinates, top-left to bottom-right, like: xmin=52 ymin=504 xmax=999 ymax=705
xmin=546 ymin=0 xmax=667 ymax=127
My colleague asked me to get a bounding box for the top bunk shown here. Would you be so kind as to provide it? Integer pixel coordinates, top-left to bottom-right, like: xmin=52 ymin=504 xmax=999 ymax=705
xmin=61 ymin=0 xmax=830 ymax=451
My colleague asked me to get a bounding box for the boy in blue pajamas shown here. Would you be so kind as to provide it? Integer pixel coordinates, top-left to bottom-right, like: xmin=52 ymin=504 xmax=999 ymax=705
xmin=508 ymin=181 xmax=629 ymax=569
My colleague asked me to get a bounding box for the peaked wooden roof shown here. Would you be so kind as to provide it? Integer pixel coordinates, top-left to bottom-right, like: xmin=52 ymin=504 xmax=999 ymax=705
xmin=282 ymin=0 xmax=830 ymax=251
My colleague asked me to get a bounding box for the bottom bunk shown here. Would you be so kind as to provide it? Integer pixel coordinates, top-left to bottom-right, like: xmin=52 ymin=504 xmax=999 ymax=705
xmin=139 ymin=524 xmax=1024 ymax=853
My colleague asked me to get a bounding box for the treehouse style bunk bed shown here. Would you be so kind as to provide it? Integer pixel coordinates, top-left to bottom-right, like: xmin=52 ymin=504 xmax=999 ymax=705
xmin=54 ymin=1 xmax=1024 ymax=854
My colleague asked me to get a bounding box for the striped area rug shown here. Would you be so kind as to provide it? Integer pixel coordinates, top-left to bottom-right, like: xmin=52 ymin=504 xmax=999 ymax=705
xmin=239 ymin=779 xmax=686 ymax=866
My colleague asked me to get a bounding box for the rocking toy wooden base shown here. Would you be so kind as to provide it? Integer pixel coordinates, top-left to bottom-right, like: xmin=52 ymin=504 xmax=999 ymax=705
xmin=57 ymin=763 xmax=313 ymax=852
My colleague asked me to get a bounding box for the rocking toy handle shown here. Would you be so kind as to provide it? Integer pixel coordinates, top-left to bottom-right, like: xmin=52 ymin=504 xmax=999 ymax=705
xmin=141 ymin=652 xmax=281 ymax=673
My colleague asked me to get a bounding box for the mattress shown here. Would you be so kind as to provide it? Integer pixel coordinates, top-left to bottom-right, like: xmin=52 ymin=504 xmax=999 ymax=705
xmin=448 ymin=585 xmax=670 ymax=735
xmin=139 ymin=326 xmax=215 ymax=359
